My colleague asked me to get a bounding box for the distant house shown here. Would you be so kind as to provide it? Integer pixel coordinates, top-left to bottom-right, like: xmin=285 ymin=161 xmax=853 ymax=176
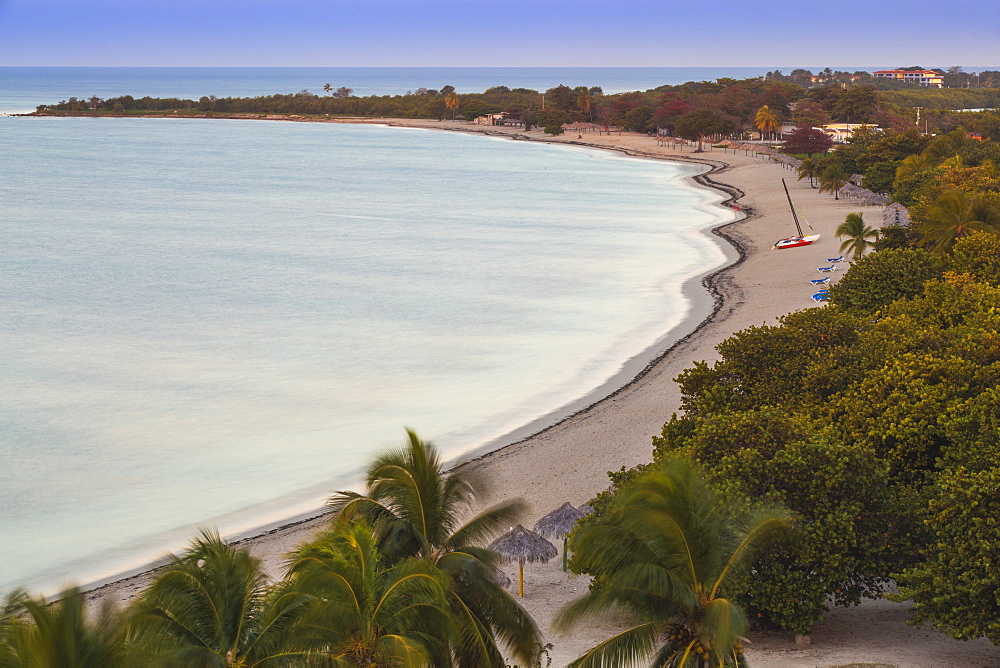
xmin=872 ymin=69 xmax=944 ymax=87
xmin=473 ymin=113 xmax=508 ymax=125
xmin=819 ymin=123 xmax=881 ymax=142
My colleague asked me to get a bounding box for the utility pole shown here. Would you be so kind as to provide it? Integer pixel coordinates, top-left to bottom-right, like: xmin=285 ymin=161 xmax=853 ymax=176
xmin=914 ymin=106 xmax=923 ymax=129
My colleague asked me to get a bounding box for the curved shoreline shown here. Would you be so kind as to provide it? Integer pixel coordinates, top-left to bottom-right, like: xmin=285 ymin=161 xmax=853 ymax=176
xmin=30 ymin=116 xmax=1000 ymax=667
xmin=446 ymin=148 xmax=751 ymax=470
xmin=67 ymin=120 xmax=748 ymax=603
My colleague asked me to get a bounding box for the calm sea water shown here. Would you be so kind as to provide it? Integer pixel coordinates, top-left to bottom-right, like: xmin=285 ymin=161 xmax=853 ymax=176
xmin=1 ymin=116 xmax=731 ymax=594
xmin=0 ymin=66 xmax=893 ymax=115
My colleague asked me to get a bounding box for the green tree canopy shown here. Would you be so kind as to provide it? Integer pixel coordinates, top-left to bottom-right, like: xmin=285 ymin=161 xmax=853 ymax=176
xmin=559 ymin=459 xmax=790 ymax=667
xmin=827 ymin=247 xmax=944 ymax=316
xmin=675 ymin=109 xmax=735 ymax=151
xmin=327 ymin=429 xmax=539 ymax=666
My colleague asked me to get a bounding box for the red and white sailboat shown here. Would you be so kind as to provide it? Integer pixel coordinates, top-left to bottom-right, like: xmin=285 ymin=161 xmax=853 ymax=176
xmin=773 ymin=178 xmax=820 ymax=249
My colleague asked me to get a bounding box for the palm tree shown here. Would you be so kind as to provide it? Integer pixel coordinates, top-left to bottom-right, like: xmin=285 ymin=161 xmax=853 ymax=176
xmin=819 ymin=163 xmax=850 ymax=200
xmin=444 ymin=92 xmax=459 ymax=120
xmin=895 ymin=153 xmax=935 ymax=179
xmin=287 ymin=522 xmax=454 ymax=666
xmin=0 ymin=588 xmax=130 ymax=667
xmin=796 ymin=158 xmax=821 ymax=188
xmin=557 ymin=459 xmax=790 ymax=668
xmin=576 ymin=90 xmax=593 ymax=122
xmin=836 ymin=213 xmax=879 ymax=260
xmin=327 ymin=429 xmax=539 ymax=667
xmin=129 ymin=529 xmax=312 ymax=667
xmin=322 ymin=83 xmax=332 ymax=96
xmin=918 ymin=189 xmax=1000 ymax=255
xmin=922 ymin=128 xmax=969 ymax=165
xmin=754 ymin=105 xmax=780 ymax=141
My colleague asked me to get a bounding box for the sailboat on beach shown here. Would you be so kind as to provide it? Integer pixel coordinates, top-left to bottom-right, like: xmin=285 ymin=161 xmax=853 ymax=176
xmin=772 ymin=178 xmax=820 ymax=249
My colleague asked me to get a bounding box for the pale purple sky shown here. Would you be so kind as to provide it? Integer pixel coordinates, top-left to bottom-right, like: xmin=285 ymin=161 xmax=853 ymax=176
xmin=1 ymin=0 xmax=997 ymax=67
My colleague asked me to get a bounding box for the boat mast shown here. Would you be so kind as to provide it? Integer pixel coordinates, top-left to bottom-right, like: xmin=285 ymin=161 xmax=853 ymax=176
xmin=782 ymin=178 xmax=804 ymax=237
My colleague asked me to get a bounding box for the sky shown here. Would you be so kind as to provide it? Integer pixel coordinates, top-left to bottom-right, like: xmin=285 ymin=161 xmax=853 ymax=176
xmin=0 ymin=0 xmax=998 ymax=68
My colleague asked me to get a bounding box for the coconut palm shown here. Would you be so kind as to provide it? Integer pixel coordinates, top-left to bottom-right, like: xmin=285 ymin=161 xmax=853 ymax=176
xmin=287 ymin=522 xmax=453 ymax=666
xmin=754 ymin=105 xmax=780 ymax=140
xmin=836 ymin=213 xmax=879 ymax=260
xmin=557 ymin=459 xmax=790 ymax=668
xmin=796 ymin=158 xmax=821 ymax=188
xmin=129 ymin=529 xmax=312 ymax=667
xmin=922 ymin=128 xmax=969 ymax=165
xmin=918 ymin=189 xmax=1000 ymax=255
xmin=327 ymin=429 xmax=539 ymax=666
xmin=894 ymin=153 xmax=935 ymax=181
xmin=819 ymin=163 xmax=850 ymax=200
xmin=576 ymin=90 xmax=593 ymax=122
xmin=0 ymin=587 xmax=130 ymax=667
xmin=444 ymin=92 xmax=459 ymax=120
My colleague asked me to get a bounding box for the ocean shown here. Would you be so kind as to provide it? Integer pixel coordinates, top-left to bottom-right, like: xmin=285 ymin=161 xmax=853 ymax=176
xmin=0 ymin=66 xmax=903 ymax=116
xmin=0 ymin=111 xmax=731 ymax=596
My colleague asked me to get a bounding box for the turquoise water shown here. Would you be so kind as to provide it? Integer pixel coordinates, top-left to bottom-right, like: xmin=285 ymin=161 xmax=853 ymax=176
xmin=0 ymin=117 xmax=730 ymax=594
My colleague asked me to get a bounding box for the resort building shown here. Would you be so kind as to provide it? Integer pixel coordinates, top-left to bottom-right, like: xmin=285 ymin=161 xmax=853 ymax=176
xmin=819 ymin=123 xmax=881 ymax=142
xmin=473 ymin=113 xmax=508 ymax=125
xmin=872 ymin=69 xmax=944 ymax=87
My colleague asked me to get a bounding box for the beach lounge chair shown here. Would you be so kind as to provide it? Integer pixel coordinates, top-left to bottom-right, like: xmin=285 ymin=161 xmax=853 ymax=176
xmin=817 ymin=266 xmax=836 ymax=273
xmin=827 ymin=255 xmax=845 ymax=263
xmin=812 ymin=293 xmax=830 ymax=302
xmin=810 ymin=277 xmax=830 ymax=285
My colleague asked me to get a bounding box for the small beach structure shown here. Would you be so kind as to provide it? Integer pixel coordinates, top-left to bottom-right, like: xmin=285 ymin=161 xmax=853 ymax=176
xmin=533 ymin=502 xmax=587 ymax=571
xmin=884 ymin=202 xmax=911 ymax=226
xmin=488 ymin=524 xmax=558 ymax=596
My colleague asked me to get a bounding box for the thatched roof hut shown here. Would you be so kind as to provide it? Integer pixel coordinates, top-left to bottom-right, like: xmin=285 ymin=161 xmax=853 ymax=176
xmin=488 ymin=525 xmax=558 ymax=596
xmin=534 ymin=502 xmax=586 ymax=539
xmin=884 ymin=202 xmax=911 ymax=226
xmin=534 ymin=502 xmax=588 ymax=572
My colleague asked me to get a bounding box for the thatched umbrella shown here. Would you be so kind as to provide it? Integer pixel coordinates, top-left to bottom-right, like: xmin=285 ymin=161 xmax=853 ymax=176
xmin=534 ymin=502 xmax=587 ymax=571
xmin=488 ymin=525 xmax=558 ymax=596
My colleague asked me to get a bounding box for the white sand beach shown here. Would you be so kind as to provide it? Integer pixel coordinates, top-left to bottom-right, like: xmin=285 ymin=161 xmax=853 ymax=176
xmin=84 ymin=120 xmax=999 ymax=667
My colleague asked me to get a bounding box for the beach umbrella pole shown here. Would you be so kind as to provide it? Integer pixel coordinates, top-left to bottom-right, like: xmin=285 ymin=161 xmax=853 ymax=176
xmin=519 ymin=559 xmax=524 ymax=597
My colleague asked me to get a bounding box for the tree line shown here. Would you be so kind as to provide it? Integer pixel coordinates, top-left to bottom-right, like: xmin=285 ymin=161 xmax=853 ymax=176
xmin=35 ymin=71 xmax=1000 ymax=143
xmin=2 ymin=430 xmax=794 ymax=666
xmin=576 ymin=127 xmax=1000 ymax=646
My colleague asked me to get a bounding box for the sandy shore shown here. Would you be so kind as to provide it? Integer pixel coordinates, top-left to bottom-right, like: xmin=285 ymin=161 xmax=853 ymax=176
xmin=84 ymin=119 xmax=999 ymax=666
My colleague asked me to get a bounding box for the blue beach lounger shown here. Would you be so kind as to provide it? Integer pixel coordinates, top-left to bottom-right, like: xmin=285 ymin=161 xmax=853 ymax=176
xmin=810 ymin=277 xmax=830 ymax=285
xmin=812 ymin=293 xmax=830 ymax=302
xmin=827 ymin=255 xmax=845 ymax=263
xmin=818 ymin=266 xmax=836 ymax=273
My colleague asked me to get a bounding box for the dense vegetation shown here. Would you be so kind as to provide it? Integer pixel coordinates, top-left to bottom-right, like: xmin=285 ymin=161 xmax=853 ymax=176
xmin=576 ymin=123 xmax=1000 ymax=645
xmin=36 ymin=66 xmax=1000 ymax=143
xmin=0 ymin=432 xmax=544 ymax=667
xmin=13 ymin=69 xmax=1000 ymax=663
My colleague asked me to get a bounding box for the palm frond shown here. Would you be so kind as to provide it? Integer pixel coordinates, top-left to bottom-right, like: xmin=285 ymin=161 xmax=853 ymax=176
xmin=701 ymin=598 xmax=747 ymax=665
xmin=566 ymin=622 xmax=660 ymax=668
xmin=442 ymin=499 xmax=525 ymax=553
